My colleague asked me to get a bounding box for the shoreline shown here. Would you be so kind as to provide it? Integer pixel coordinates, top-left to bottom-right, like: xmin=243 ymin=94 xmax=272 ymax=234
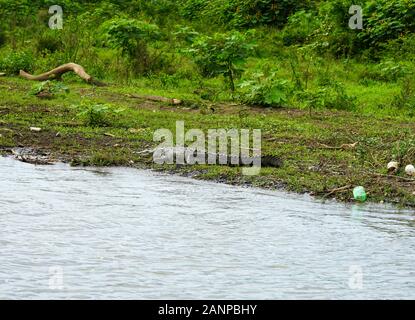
xmin=2 ymin=77 xmax=415 ymax=207
xmin=2 ymin=147 xmax=414 ymax=209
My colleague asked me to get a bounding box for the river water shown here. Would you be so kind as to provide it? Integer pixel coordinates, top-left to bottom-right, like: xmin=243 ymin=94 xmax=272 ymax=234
xmin=1 ymin=156 xmax=415 ymax=299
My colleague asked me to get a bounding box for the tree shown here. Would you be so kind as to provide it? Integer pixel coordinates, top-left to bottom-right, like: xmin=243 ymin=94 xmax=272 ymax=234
xmin=102 ymin=18 xmax=160 ymax=75
xmin=188 ymin=31 xmax=255 ymax=91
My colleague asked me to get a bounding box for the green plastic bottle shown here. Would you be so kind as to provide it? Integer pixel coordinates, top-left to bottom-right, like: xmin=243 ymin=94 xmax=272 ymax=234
xmin=353 ymin=186 xmax=367 ymax=202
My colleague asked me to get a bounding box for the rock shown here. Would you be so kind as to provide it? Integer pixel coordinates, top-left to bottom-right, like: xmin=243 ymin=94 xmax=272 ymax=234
xmin=405 ymin=164 xmax=415 ymax=176
xmin=387 ymin=161 xmax=399 ymax=173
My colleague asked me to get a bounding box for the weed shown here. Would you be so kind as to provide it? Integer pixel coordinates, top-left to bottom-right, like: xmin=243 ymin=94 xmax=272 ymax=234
xmin=73 ymin=102 xmax=125 ymax=127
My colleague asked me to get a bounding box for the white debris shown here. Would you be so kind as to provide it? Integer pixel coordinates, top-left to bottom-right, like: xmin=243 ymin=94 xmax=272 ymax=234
xmin=387 ymin=161 xmax=399 ymax=173
xmin=405 ymin=164 xmax=415 ymax=176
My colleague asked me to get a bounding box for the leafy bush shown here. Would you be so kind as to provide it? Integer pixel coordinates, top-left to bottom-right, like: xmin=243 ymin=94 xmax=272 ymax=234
xmin=360 ymin=61 xmax=409 ymax=82
xmin=30 ymin=80 xmax=69 ymax=98
xmin=239 ymin=72 xmax=291 ymax=107
xmin=188 ymin=31 xmax=255 ymax=91
xmin=179 ymin=0 xmax=207 ymax=20
xmin=158 ymin=73 xmax=181 ymax=88
xmin=380 ymin=34 xmax=415 ymax=61
xmin=297 ymin=81 xmax=356 ymax=113
xmin=181 ymin=0 xmax=311 ymax=28
xmin=393 ymin=78 xmax=415 ymax=109
xmin=282 ymin=10 xmax=319 ymax=46
xmin=35 ymin=30 xmax=64 ymax=54
xmin=102 ymin=18 xmax=160 ymax=75
xmin=304 ymin=0 xmax=359 ymax=57
xmin=173 ymin=26 xmax=200 ymax=45
xmin=74 ymin=102 xmax=125 ymax=127
xmin=0 ymin=51 xmax=34 ymax=74
xmin=302 ymin=0 xmax=415 ymax=57
xmin=358 ymin=0 xmax=415 ymax=49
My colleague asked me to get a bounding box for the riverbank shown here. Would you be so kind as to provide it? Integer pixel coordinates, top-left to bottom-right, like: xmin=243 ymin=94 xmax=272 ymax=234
xmin=1 ymin=77 xmax=415 ymax=206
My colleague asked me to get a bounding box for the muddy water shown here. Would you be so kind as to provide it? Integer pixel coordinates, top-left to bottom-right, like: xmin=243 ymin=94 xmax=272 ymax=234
xmin=1 ymin=156 xmax=415 ymax=299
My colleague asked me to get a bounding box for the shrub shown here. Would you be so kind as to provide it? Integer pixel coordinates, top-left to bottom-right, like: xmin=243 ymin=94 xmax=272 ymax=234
xmin=282 ymin=10 xmax=319 ymax=46
xmin=239 ymin=72 xmax=291 ymax=107
xmin=183 ymin=0 xmax=311 ymax=28
xmin=360 ymin=61 xmax=409 ymax=82
xmin=74 ymin=102 xmax=125 ymax=127
xmin=393 ymin=78 xmax=415 ymax=109
xmin=35 ymin=30 xmax=64 ymax=54
xmin=173 ymin=26 xmax=200 ymax=45
xmin=380 ymin=34 xmax=415 ymax=61
xmin=358 ymin=0 xmax=415 ymax=49
xmin=188 ymin=31 xmax=255 ymax=91
xmin=297 ymin=81 xmax=356 ymax=113
xmin=305 ymin=0 xmax=359 ymax=57
xmin=30 ymin=80 xmax=69 ymax=98
xmin=0 ymin=51 xmax=34 ymax=74
xmin=101 ymin=18 xmax=160 ymax=75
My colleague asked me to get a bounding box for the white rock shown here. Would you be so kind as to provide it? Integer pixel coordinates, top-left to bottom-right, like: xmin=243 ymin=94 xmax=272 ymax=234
xmin=405 ymin=164 xmax=415 ymax=176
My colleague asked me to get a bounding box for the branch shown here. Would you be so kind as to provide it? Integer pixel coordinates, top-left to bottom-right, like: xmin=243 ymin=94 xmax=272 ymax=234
xmin=19 ymin=63 xmax=106 ymax=86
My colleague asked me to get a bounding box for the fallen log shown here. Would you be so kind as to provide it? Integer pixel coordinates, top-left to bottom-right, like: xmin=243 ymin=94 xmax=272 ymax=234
xmin=19 ymin=63 xmax=106 ymax=86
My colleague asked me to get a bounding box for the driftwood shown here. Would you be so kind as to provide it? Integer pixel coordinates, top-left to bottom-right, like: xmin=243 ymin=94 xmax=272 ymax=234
xmin=19 ymin=63 xmax=106 ymax=86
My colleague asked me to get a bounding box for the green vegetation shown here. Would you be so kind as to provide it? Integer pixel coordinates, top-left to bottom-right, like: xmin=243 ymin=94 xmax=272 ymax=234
xmin=1 ymin=0 xmax=415 ymax=206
